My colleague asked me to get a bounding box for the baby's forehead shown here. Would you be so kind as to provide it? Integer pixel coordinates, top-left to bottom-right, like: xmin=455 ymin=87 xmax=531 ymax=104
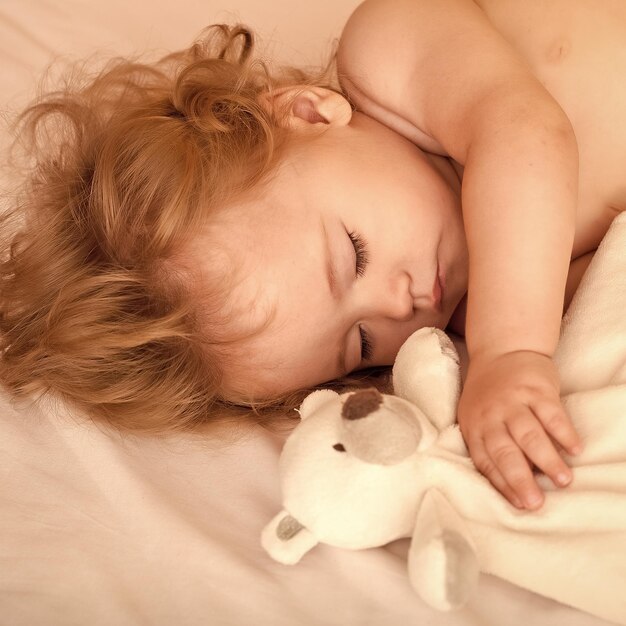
xmin=181 ymin=179 xmax=334 ymax=395
xmin=184 ymin=260 xmax=314 ymax=400
xmin=215 ymin=273 xmax=342 ymax=401
xmin=204 ymin=276 xmax=300 ymax=400
xmin=183 ymin=215 xmax=282 ymax=332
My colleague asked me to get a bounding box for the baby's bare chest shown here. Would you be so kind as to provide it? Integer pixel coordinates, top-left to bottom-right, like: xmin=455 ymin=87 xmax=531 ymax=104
xmin=476 ymin=0 xmax=626 ymax=258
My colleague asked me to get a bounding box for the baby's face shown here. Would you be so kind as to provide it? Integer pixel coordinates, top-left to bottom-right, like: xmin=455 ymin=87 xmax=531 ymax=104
xmin=194 ymin=111 xmax=468 ymax=400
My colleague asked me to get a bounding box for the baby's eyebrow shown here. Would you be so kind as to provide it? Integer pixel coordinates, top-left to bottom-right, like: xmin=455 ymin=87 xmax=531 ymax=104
xmin=320 ymin=219 xmax=348 ymax=375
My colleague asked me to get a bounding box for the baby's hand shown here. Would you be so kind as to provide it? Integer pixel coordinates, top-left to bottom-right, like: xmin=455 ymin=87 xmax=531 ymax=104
xmin=457 ymin=350 xmax=583 ymax=510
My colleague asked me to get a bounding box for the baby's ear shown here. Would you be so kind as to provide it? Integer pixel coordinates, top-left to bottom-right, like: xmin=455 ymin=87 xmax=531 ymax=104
xmin=297 ymin=389 xmax=339 ymax=420
xmin=257 ymin=85 xmax=352 ymax=130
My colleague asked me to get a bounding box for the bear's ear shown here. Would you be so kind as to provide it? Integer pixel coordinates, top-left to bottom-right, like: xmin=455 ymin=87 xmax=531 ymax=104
xmin=261 ymin=509 xmax=319 ymax=564
xmin=393 ymin=328 xmax=461 ymax=432
xmin=297 ymin=389 xmax=340 ymax=421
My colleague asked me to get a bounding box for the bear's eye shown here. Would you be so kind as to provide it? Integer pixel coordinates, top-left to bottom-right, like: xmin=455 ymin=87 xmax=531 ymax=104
xmin=333 ymin=443 xmax=346 ymax=452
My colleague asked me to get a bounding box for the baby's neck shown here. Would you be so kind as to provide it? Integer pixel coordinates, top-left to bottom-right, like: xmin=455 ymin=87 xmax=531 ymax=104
xmin=423 ymin=152 xmax=463 ymax=197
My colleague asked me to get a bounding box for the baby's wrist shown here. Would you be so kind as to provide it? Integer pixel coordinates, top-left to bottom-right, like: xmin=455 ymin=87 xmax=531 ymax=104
xmin=467 ymin=347 xmax=554 ymax=369
xmin=466 ymin=331 xmax=557 ymax=363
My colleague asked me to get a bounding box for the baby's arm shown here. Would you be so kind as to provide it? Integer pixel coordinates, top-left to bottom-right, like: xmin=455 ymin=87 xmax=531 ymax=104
xmin=338 ymin=0 xmax=583 ymax=509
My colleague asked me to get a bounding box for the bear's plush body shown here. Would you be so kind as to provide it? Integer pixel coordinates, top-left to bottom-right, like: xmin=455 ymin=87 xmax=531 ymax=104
xmin=262 ymin=213 xmax=626 ymax=625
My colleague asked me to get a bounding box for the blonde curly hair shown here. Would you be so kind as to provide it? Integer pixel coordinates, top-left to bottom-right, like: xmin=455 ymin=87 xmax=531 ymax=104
xmin=0 ymin=23 xmax=390 ymax=437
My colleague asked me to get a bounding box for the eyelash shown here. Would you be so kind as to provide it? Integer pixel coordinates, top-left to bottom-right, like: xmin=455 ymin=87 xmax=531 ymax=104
xmin=359 ymin=326 xmax=374 ymax=361
xmin=348 ymin=230 xmax=369 ymax=278
xmin=347 ymin=230 xmax=373 ymax=362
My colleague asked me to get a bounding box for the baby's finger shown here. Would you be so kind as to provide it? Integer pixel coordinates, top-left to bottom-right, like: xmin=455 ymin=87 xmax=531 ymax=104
xmin=533 ymin=400 xmax=584 ymax=456
xmin=483 ymin=429 xmax=545 ymax=509
xmin=507 ymin=412 xmax=573 ymax=490
xmin=468 ymin=437 xmax=528 ymax=509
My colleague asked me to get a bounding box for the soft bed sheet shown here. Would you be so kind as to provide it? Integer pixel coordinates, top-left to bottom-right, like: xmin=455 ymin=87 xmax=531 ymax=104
xmin=0 ymin=2 xmax=617 ymax=625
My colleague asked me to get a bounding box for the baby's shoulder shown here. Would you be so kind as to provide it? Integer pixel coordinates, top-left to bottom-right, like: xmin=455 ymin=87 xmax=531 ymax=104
xmin=336 ymin=0 xmax=550 ymax=159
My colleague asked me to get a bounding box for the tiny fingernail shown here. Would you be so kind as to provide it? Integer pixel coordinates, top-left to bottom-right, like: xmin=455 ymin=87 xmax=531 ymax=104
xmin=525 ymin=493 xmax=542 ymax=508
xmin=512 ymin=495 xmax=524 ymax=508
xmin=557 ymin=472 xmax=571 ymax=486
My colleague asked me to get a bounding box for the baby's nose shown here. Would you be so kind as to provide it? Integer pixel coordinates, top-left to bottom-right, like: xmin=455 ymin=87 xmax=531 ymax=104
xmin=377 ymin=272 xmax=414 ymax=321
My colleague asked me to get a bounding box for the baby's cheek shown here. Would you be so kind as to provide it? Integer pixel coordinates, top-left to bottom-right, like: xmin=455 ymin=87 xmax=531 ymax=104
xmin=373 ymin=324 xmax=420 ymax=366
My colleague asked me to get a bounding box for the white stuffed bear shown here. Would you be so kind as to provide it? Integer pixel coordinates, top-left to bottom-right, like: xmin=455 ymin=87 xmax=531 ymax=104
xmin=262 ymin=213 xmax=626 ymax=626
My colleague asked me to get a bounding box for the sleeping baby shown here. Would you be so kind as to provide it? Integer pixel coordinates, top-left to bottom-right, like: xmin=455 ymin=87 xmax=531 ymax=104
xmin=1 ymin=0 xmax=625 ymax=515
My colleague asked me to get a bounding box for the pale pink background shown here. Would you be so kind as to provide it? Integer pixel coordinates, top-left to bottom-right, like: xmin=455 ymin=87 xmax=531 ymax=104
xmin=0 ymin=0 xmax=360 ymax=111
